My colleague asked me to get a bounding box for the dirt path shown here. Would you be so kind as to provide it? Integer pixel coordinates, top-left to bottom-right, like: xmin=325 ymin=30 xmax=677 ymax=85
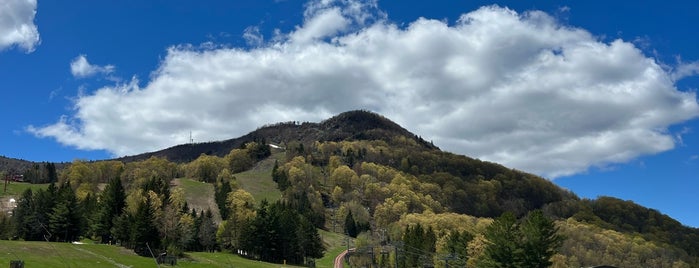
xmin=334 ymin=249 xmax=352 ymax=268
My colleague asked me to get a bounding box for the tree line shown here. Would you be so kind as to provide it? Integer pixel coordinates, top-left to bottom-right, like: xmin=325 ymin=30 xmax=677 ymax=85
xmin=1 ymin=135 xmax=697 ymax=266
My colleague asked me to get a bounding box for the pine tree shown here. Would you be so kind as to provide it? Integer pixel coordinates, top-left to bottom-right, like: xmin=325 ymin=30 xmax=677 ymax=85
xmin=478 ymin=211 xmax=563 ymax=268
xmin=519 ymin=210 xmax=563 ymax=268
xmin=345 ymin=211 xmax=358 ymax=238
xmin=479 ymin=212 xmax=523 ymax=268
xmin=130 ymin=196 xmax=160 ymax=256
xmin=445 ymin=230 xmax=473 ymax=267
xmin=49 ymin=182 xmax=81 ymax=242
xmin=96 ymin=178 xmax=126 ymax=243
xmin=198 ymin=209 xmax=217 ymax=252
xmin=298 ymin=216 xmax=325 ymax=260
xmin=215 ymin=179 xmax=232 ymax=219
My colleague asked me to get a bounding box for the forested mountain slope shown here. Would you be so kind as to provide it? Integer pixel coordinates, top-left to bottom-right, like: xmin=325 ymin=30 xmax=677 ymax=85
xmin=2 ymin=110 xmax=698 ymax=266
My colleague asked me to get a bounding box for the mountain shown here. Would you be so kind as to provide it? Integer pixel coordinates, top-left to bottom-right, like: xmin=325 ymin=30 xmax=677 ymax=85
xmin=117 ymin=110 xmax=437 ymax=163
xmin=3 ymin=110 xmax=699 ymax=266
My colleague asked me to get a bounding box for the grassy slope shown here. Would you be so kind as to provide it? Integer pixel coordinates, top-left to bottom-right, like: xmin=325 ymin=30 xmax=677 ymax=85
xmin=173 ymin=178 xmax=221 ymax=221
xmin=316 ymin=230 xmax=350 ymax=268
xmin=174 ymin=151 xmax=348 ymax=267
xmin=0 ymin=182 xmax=49 ymax=214
xmin=232 ymin=151 xmax=284 ymax=204
xmin=0 ymin=182 xmax=49 ymax=197
xmin=0 ymin=240 xmax=304 ymax=268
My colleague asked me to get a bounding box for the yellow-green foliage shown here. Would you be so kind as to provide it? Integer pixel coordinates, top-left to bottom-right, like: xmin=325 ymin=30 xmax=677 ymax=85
xmin=554 ymin=218 xmax=691 ymax=267
xmin=121 ymin=156 xmax=178 ymax=189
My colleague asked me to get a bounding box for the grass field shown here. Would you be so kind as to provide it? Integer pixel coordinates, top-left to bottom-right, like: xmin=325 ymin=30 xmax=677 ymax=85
xmin=0 ymin=181 xmax=49 ymax=197
xmin=233 ymin=151 xmax=284 ymax=204
xmin=0 ymin=240 xmax=306 ymax=268
xmin=172 ymin=178 xmax=221 ymax=221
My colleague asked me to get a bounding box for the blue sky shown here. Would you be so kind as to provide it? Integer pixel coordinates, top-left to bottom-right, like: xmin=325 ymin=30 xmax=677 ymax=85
xmin=1 ymin=0 xmax=698 ymax=227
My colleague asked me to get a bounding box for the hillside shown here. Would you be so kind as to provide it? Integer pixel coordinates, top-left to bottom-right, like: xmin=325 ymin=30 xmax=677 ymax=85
xmin=116 ymin=110 xmax=437 ymax=163
xmin=2 ymin=110 xmax=698 ymax=266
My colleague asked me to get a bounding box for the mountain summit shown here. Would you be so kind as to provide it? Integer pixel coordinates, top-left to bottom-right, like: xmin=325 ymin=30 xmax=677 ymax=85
xmin=118 ymin=110 xmax=437 ymax=163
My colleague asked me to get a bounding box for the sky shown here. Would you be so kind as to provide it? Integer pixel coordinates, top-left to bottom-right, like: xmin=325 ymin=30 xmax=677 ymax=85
xmin=1 ymin=0 xmax=698 ymax=227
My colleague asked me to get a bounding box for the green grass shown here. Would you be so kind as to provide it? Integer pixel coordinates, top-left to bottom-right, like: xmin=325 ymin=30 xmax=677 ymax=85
xmin=0 ymin=182 xmax=49 ymax=197
xmin=0 ymin=240 xmax=305 ymax=268
xmin=316 ymin=230 xmax=351 ymax=268
xmin=0 ymin=240 xmax=153 ymax=267
xmin=233 ymin=152 xmax=285 ymax=204
xmin=173 ymin=177 xmax=221 ymax=221
xmin=180 ymin=251 xmax=303 ymax=268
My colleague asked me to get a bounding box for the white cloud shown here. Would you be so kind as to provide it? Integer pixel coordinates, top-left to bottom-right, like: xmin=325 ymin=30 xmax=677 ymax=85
xmin=243 ymin=26 xmax=264 ymax=47
xmin=0 ymin=0 xmax=40 ymax=52
xmin=30 ymin=4 xmax=699 ymax=178
xmin=70 ymin=55 xmax=115 ymax=78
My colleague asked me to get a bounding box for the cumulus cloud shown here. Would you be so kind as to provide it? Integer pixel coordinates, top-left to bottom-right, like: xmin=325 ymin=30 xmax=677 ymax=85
xmin=0 ymin=0 xmax=40 ymax=52
xmin=29 ymin=2 xmax=699 ymax=178
xmin=70 ymin=55 xmax=115 ymax=78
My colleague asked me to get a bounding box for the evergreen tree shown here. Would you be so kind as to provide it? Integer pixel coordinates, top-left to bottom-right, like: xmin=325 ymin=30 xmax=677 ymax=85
xmin=13 ymin=189 xmax=36 ymax=240
xmin=215 ymin=179 xmax=232 ymax=219
xmin=130 ymin=196 xmax=160 ymax=256
xmin=298 ymin=216 xmax=325 ymax=260
xmin=479 ymin=212 xmax=523 ymax=268
xmin=445 ymin=230 xmax=473 ymax=267
xmin=345 ymin=211 xmax=358 ymax=238
xmin=46 ymin=162 xmax=58 ymax=183
xmin=96 ymin=178 xmax=126 ymax=243
xmin=49 ymin=182 xmax=81 ymax=242
xmin=519 ymin=210 xmax=563 ymax=268
xmin=478 ymin=211 xmax=563 ymax=268
xmin=402 ymin=224 xmax=435 ymax=268
xmin=198 ymin=209 xmax=217 ymax=252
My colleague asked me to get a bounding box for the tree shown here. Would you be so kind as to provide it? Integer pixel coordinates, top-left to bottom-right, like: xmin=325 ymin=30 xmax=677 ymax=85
xmin=298 ymin=216 xmax=325 ymax=260
xmin=445 ymin=230 xmax=474 ymax=267
xmin=198 ymin=209 xmax=217 ymax=252
xmin=49 ymin=182 xmax=81 ymax=242
xmin=519 ymin=210 xmax=564 ymax=268
xmin=345 ymin=210 xmax=358 ymax=238
xmin=130 ymin=196 xmax=161 ymax=256
xmin=215 ymin=170 xmax=234 ymax=219
xmin=478 ymin=212 xmax=523 ymax=268
xmin=226 ymin=149 xmax=253 ymax=173
xmin=402 ymin=223 xmax=436 ymax=268
xmin=94 ymin=178 xmax=126 ymax=243
xmin=478 ymin=211 xmax=563 ymax=268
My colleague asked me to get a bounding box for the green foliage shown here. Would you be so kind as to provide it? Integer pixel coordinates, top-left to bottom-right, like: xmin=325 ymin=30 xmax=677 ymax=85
xmin=400 ymin=223 xmax=436 ymax=268
xmin=479 ymin=212 xmax=523 ymax=268
xmin=215 ymin=173 xmax=234 ymax=220
xmin=6 ymin=118 xmax=699 ymax=266
xmin=478 ymin=211 xmax=562 ymax=268
xmin=22 ymin=162 xmax=57 ymax=183
xmin=93 ymin=177 xmax=126 ymax=243
xmin=345 ymin=210 xmax=358 ymax=238
xmin=240 ymin=200 xmax=325 ymax=265
xmin=556 ymin=218 xmax=694 ymax=267
xmin=586 ymin=197 xmax=699 ymax=257
xmin=49 ymin=182 xmax=81 ymax=242
xmin=519 ymin=210 xmax=564 ymax=268
xmin=129 ymin=195 xmax=161 ymax=256
xmin=445 ymin=230 xmax=474 ymax=266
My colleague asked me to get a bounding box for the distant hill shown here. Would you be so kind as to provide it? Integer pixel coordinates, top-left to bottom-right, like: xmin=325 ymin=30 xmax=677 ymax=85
xmin=117 ymin=110 xmax=437 ymax=163
xmin=0 ymin=110 xmax=431 ymax=172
